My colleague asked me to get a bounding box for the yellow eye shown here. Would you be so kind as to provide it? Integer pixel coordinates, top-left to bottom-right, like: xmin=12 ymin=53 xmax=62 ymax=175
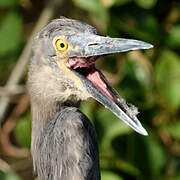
xmin=55 ymin=39 xmax=68 ymax=51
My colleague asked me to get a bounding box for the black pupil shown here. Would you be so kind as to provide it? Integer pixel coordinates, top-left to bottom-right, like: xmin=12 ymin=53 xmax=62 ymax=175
xmin=60 ymin=43 xmax=65 ymax=48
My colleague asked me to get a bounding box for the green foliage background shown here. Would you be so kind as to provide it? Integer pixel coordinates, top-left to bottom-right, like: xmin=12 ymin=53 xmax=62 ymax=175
xmin=0 ymin=0 xmax=180 ymax=179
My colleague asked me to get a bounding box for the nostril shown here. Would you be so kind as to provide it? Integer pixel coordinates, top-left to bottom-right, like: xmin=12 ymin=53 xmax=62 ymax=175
xmin=88 ymin=43 xmax=99 ymax=46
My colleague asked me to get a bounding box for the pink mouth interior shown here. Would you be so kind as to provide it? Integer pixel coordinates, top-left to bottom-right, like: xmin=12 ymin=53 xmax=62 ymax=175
xmin=66 ymin=57 xmax=114 ymax=101
xmin=66 ymin=58 xmax=94 ymax=69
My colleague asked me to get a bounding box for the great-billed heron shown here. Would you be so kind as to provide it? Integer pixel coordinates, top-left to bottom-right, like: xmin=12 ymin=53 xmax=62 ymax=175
xmin=28 ymin=17 xmax=153 ymax=180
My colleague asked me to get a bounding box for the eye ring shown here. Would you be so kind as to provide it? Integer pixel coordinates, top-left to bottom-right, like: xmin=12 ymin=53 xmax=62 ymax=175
xmin=55 ymin=39 xmax=68 ymax=51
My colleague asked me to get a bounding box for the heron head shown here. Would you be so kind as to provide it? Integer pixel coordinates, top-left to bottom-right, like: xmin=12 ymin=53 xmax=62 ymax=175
xmin=29 ymin=17 xmax=153 ymax=135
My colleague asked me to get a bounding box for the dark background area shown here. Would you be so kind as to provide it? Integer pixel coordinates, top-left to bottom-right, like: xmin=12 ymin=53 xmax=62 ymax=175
xmin=0 ymin=0 xmax=180 ymax=179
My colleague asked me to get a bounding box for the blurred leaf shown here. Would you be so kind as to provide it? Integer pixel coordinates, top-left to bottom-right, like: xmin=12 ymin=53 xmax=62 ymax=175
xmin=14 ymin=113 xmax=31 ymax=148
xmin=112 ymin=17 xmax=156 ymax=44
xmin=176 ymin=173 xmax=180 ymax=180
xmin=101 ymin=170 xmax=123 ymax=180
xmin=73 ymin=0 xmax=109 ymax=31
xmin=116 ymin=159 xmax=141 ymax=176
xmin=155 ymin=50 xmax=180 ymax=109
xmin=130 ymin=134 xmax=166 ymax=177
xmin=73 ymin=0 xmax=103 ymax=13
xmin=166 ymin=157 xmax=180 ymax=180
xmin=137 ymin=14 xmax=159 ymax=38
xmin=0 ymin=171 xmax=21 ymax=180
xmin=80 ymin=100 xmax=96 ymax=122
xmin=166 ymin=24 xmax=180 ymax=48
xmin=96 ymin=108 xmax=131 ymax=149
xmin=115 ymin=0 xmax=132 ymax=6
xmin=0 ymin=0 xmax=19 ymax=8
xmin=101 ymin=0 xmax=131 ymax=7
xmin=0 ymin=11 xmax=22 ymax=56
xmin=125 ymin=57 xmax=151 ymax=91
xmin=119 ymin=58 xmax=154 ymax=109
xmin=134 ymin=0 xmax=157 ymax=9
xmin=89 ymin=8 xmax=109 ymax=32
xmin=164 ymin=121 xmax=180 ymax=140
xmin=100 ymin=154 xmax=141 ymax=176
xmin=145 ymin=135 xmax=166 ymax=176
xmin=100 ymin=0 xmax=115 ymax=7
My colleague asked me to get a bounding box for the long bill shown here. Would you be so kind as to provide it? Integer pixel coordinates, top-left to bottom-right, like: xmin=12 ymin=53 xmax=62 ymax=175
xmin=69 ymin=34 xmax=153 ymax=136
xmin=67 ymin=34 xmax=153 ymax=58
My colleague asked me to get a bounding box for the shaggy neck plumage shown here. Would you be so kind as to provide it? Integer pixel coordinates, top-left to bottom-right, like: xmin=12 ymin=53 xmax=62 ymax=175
xmin=28 ymin=55 xmax=100 ymax=180
xmin=30 ymin=99 xmax=100 ymax=180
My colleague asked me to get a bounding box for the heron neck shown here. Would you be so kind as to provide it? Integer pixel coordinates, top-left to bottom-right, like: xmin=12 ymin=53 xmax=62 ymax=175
xmin=30 ymin=100 xmax=80 ymax=148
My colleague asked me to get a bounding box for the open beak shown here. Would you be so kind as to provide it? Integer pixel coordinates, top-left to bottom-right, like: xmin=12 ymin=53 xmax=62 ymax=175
xmin=66 ymin=34 xmax=153 ymax=136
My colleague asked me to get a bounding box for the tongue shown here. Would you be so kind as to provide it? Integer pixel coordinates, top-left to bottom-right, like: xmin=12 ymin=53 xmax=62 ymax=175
xmin=86 ymin=69 xmax=114 ymax=101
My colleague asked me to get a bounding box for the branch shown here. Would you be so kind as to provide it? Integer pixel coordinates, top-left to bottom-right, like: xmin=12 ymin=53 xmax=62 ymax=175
xmin=0 ymin=94 xmax=30 ymax=158
xmin=0 ymin=0 xmax=64 ymax=124
xmin=0 ymin=85 xmax=26 ymax=97
xmin=0 ymin=158 xmax=12 ymax=173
